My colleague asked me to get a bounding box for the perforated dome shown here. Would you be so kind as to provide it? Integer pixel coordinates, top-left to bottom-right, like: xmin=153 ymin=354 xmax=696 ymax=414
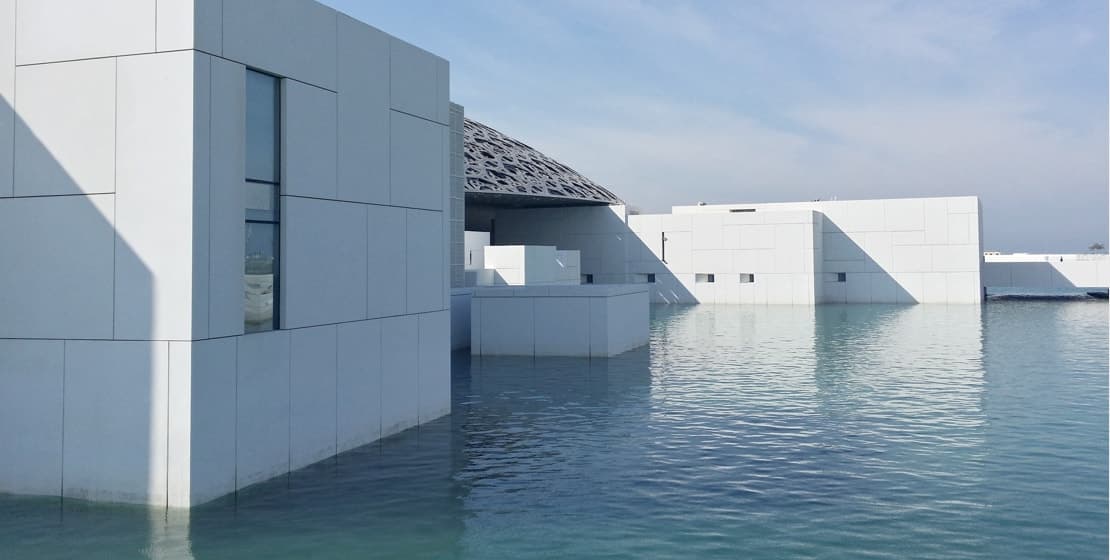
xmin=464 ymin=118 xmax=622 ymax=206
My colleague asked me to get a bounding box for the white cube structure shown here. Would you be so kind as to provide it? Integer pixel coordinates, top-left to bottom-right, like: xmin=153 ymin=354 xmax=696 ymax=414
xmin=471 ymin=285 xmax=650 ymax=357
xmin=0 ymin=0 xmax=451 ymax=508
xmin=476 ymin=245 xmax=582 ymax=286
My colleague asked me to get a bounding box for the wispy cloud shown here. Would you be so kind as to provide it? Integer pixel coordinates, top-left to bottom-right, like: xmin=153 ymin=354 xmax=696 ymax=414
xmin=327 ymin=0 xmax=1107 ymax=252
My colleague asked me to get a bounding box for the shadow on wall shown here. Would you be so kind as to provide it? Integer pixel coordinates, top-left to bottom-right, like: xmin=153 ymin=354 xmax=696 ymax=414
xmin=0 ymin=88 xmax=162 ymax=507
xmin=486 ymin=205 xmax=696 ymax=303
xmin=821 ymin=221 xmax=917 ymax=304
xmin=982 ymin=260 xmax=1106 ymax=293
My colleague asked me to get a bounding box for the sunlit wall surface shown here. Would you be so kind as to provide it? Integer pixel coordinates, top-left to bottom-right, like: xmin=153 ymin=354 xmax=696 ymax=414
xmin=0 ymin=0 xmax=451 ymax=508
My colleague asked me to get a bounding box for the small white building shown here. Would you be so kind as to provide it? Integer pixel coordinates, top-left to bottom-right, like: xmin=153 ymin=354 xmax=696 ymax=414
xmin=0 ymin=0 xmax=451 ymax=508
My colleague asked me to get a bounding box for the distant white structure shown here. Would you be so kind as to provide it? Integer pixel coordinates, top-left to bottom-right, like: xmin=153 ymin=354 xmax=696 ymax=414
xmin=471 ymin=284 xmax=649 ymax=357
xmin=983 ymin=253 xmax=1109 ymax=291
xmin=0 ymin=0 xmax=450 ymax=508
xmin=489 ymin=197 xmax=985 ymax=305
xmin=475 ymin=245 xmax=581 ymax=286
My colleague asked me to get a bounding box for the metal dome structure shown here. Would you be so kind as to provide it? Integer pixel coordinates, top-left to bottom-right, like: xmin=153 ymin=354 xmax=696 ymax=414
xmin=464 ymin=118 xmax=623 ymax=207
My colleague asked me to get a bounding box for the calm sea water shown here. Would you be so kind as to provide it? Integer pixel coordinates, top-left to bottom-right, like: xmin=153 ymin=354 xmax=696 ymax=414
xmin=1 ymin=302 xmax=1106 ymax=559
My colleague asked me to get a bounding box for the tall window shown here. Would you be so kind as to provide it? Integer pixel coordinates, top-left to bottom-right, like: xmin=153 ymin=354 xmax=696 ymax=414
xmin=244 ymin=70 xmax=280 ymax=333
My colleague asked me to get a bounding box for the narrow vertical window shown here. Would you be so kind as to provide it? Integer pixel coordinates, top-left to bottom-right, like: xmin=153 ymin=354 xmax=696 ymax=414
xmin=244 ymin=70 xmax=280 ymax=333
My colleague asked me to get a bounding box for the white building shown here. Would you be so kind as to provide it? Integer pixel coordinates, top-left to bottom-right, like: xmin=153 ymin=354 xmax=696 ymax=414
xmin=983 ymin=253 xmax=1109 ymax=292
xmin=0 ymin=0 xmax=451 ymax=508
xmin=457 ymin=118 xmax=984 ymax=306
xmin=485 ymin=199 xmax=983 ymax=305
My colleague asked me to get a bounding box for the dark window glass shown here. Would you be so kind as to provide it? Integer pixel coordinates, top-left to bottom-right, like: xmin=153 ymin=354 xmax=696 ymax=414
xmin=647 ymin=273 xmax=656 ymax=283
xmin=245 ymin=69 xmax=281 ymax=333
xmin=582 ymin=274 xmax=594 ymax=284
xmin=246 ymin=71 xmax=280 ymax=183
xmin=837 ymin=272 xmax=847 ymax=282
xmin=245 ymin=222 xmax=279 ymax=333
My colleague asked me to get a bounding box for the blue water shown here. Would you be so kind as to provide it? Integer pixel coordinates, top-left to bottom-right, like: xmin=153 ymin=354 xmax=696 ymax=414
xmin=1 ymin=302 xmax=1106 ymax=559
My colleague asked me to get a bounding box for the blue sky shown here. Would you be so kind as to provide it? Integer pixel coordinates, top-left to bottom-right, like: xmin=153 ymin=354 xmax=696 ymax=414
xmin=323 ymin=0 xmax=1107 ymax=252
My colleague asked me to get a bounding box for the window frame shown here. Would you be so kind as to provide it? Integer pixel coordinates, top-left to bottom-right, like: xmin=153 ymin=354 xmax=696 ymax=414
xmin=244 ymin=69 xmax=282 ymax=333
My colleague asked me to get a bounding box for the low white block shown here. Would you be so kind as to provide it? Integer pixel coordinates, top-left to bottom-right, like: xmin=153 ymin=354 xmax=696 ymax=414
xmin=535 ymin=297 xmax=591 ymax=356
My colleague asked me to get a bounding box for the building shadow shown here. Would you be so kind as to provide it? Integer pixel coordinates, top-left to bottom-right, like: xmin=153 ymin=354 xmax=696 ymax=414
xmin=0 ymin=84 xmax=160 ymax=547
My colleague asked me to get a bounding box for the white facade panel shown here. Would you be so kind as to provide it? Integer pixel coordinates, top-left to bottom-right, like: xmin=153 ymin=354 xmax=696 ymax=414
xmin=0 ymin=0 xmax=12 ymax=197
xmin=381 ymin=315 xmax=419 ymax=437
xmin=290 ymin=325 xmax=338 ymax=471
xmin=883 ymin=198 xmax=925 ymax=231
xmin=16 ymin=0 xmax=154 ymax=65
xmin=236 ymin=330 xmax=291 ymax=490
xmin=337 ymin=320 xmax=382 ymax=450
xmin=0 ymin=195 xmax=115 ymax=339
xmin=475 ymin=298 xmax=534 ymax=355
xmin=534 ymin=298 xmax=591 ymax=356
xmin=390 ymin=111 xmax=446 ymax=210
xmin=418 ymin=311 xmax=451 ymax=423
xmin=222 ymin=0 xmax=337 ymax=90
xmin=406 ymin=209 xmax=445 ymax=313
xmin=0 ymin=340 xmax=63 ymax=497
xmin=63 ymin=341 xmax=168 ymax=506
xmin=389 ymin=38 xmax=446 ymax=124
xmin=923 ymin=198 xmax=949 ymax=245
xmin=114 ymin=51 xmax=201 ymax=340
xmin=208 ymin=56 xmax=247 ymax=337
xmin=337 ymin=14 xmax=390 ymax=205
xmin=921 ymin=272 xmax=949 ymax=303
xmin=282 ymin=79 xmax=337 ymax=200
xmin=174 ymin=337 xmax=236 ymax=507
xmin=14 ymin=58 xmax=115 ymax=196
xmin=282 ymin=197 xmax=369 ymax=328
xmin=156 ymin=0 xmax=223 ymax=54
xmin=367 ymin=204 xmax=407 ymax=318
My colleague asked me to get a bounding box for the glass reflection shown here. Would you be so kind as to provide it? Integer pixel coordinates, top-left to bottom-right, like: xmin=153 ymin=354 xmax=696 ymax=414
xmin=244 ymin=222 xmax=277 ymax=333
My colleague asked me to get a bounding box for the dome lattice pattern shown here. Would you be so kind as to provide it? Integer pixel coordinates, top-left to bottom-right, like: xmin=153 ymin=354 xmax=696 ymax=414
xmin=464 ymin=118 xmax=622 ymax=205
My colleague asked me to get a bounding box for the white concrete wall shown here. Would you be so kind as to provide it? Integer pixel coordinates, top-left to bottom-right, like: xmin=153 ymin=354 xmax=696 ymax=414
xmin=475 ymin=245 xmax=581 ymax=286
xmin=493 ymin=197 xmax=982 ymax=305
xmin=0 ymin=0 xmax=451 ymax=508
xmin=627 ymin=209 xmax=822 ymax=304
xmin=471 ymin=285 xmax=649 ymax=357
xmin=983 ymin=254 xmax=1109 ymax=290
xmin=672 ymin=197 xmax=984 ymax=304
